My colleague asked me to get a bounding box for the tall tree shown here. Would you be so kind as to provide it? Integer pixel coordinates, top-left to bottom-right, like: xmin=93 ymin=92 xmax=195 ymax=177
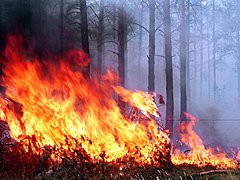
xmin=60 ymin=0 xmax=64 ymax=57
xmin=97 ymin=0 xmax=104 ymax=74
xmin=237 ymin=31 xmax=240 ymax=108
xmin=212 ymin=0 xmax=216 ymax=100
xmin=35 ymin=0 xmax=43 ymax=59
xmin=148 ymin=0 xmax=155 ymax=92
xmin=164 ymin=0 xmax=174 ymax=135
xmin=186 ymin=0 xmax=190 ymax=103
xmin=180 ymin=0 xmax=187 ymax=121
xmin=200 ymin=1 xmax=204 ymax=98
xmin=80 ymin=0 xmax=90 ymax=76
xmin=117 ymin=0 xmax=126 ymax=109
xmin=137 ymin=1 xmax=143 ymax=89
xmin=207 ymin=5 xmax=211 ymax=102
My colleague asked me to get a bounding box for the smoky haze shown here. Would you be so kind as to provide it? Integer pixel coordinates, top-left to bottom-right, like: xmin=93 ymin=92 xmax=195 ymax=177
xmin=0 ymin=0 xmax=239 ymax=150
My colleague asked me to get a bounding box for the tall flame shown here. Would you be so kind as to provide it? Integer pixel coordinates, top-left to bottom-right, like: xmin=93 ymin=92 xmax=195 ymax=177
xmin=0 ymin=35 xmax=170 ymax=164
xmin=0 ymin=35 xmax=239 ymax=169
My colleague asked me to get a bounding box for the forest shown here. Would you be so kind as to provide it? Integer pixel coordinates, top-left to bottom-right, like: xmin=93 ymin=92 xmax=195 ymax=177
xmin=0 ymin=0 xmax=240 ymax=179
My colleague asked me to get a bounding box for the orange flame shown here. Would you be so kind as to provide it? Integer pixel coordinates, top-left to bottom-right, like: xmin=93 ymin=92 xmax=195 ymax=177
xmin=0 ymin=35 xmax=239 ymax=169
xmin=0 ymin=35 xmax=170 ymax=164
xmin=171 ymin=113 xmax=238 ymax=169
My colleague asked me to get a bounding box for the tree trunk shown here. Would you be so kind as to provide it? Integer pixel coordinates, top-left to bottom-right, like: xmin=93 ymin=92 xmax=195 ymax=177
xmin=164 ymin=0 xmax=174 ymax=136
xmin=60 ymin=0 xmax=64 ymax=57
xmin=123 ymin=2 xmax=128 ymax=88
xmin=200 ymin=1 xmax=203 ymax=98
xmin=194 ymin=41 xmax=197 ymax=98
xmin=80 ymin=0 xmax=90 ymax=77
xmin=148 ymin=0 xmax=155 ymax=93
xmin=36 ymin=0 xmax=42 ymax=60
xmin=137 ymin=3 xmax=143 ymax=89
xmin=97 ymin=0 xmax=104 ymax=74
xmin=180 ymin=0 xmax=187 ymax=121
xmin=212 ymin=0 xmax=216 ymax=100
xmin=237 ymin=31 xmax=240 ymax=108
xmin=207 ymin=11 xmax=211 ymax=102
xmin=117 ymin=0 xmax=126 ymax=109
xmin=186 ymin=0 xmax=190 ymax=104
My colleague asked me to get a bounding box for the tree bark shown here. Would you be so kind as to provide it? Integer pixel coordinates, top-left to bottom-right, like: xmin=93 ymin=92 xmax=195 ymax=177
xmin=97 ymin=0 xmax=104 ymax=74
xmin=60 ymin=0 xmax=64 ymax=57
xmin=207 ymin=11 xmax=211 ymax=102
xmin=164 ymin=0 xmax=174 ymax=136
xmin=148 ymin=0 xmax=155 ymax=92
xmin=180 ymin=0 xmax=187 ymax=121
xmin=200 ymin=1 xmax=203 ymax=98
xmin=237 ymin=31 xmax=240 ymax=108
xmin=117 ymin=0 xmax=126 ymax=109
xmin=186 ymin=0 xmax=190 ymax=104
xmin=36 ymin=0 xmax=43 ymax=60
xmin=80 ymin=0 xmax=90 ymax=77
xmin=212 ymin=0 xmax=216 ymax=100
xmin=137 ymin=2 xmax=143 ymax=89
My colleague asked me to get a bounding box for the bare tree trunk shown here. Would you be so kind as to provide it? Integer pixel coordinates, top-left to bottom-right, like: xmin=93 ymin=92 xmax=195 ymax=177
xmin=148 ymin=0 xmax=155 ymax=92
xmin=97 ymin=0 xmax=104 ymax=74
xmin=123 ymin=2 xmax=128 ymax=88
xmin=186 ymin=0 xmax=190 ymax=104
xmin=36 ymin=0 xmax=42 ymax=60
xmin=164 ymin=0 xmax=174 ymax=136
xmin=60 ymin=0 xmax=64 ymax=57
xmin=80 ymin=0 xmax=90 ymax=77
xmin=194 ymin=40 xmax=197 ymax=98
xmin=180 ymin=0 xmax=187 ymax=121
xmin=200 ymin=1 xmax=203 ymax=98
xmin=237 ymin=31 xmax=240 ymax=108
xmin=112 ymin=2 xmax=117 ymax=46
xmin=207 ymin=12 xmax=211 ymax=102
xmin=117 ymin=0 xmax=126 ymax=109
xmin=137 ymin=2 xmax=143 ymax=89
xmin=212 ymin=0 xmax=216 ymax=100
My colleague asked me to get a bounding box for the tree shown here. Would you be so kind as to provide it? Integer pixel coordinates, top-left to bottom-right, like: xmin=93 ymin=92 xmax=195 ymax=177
xmin=164 ymin=0 xmax=174 ymax=135
xmin=200 ymin=0 xmax=203 ymax=98
xmin=80 ymin=0 xmax=90 ymax=77
xmin=60 ymin=0 xmax=64 ymax=57
xmin=179 ymin=0 xmax=187 ymax=121
xmin=97 ymin=0 xmax=104 ymax=74
xmin=212 ymin=0 xmax=216 ymax=100
xmin=117 ymin=0 xmax=126 ymax=109
xmin=186 ymin=0 xmax=190 ymax=102
xmin=148 ymin=0 xmax=155 ymax=92
xmin=137 ymin=1 xmax=143 ymax=88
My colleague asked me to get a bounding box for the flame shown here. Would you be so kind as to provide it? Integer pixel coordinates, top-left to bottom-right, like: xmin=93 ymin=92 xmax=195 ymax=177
xmin=0 ymin=35 xmax=170 ymax=164
xmin=0 ymin=35 xmax=239 ymax=169
xmin=171 ymin=113 xmax=238 ymax=169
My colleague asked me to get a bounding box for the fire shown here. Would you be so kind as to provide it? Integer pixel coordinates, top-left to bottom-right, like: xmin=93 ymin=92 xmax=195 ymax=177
xmin=0 ymin=35 xmax=170 ymax=164
xmin=0 ymin=35 xmax=239 ymax=169
xmin=171 ymin=113 xmax=238 ymax=169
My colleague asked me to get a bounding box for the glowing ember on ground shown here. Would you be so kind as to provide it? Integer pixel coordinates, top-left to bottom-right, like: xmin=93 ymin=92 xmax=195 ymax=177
xmin=0 ymin=35 xmax=239 ymax=169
